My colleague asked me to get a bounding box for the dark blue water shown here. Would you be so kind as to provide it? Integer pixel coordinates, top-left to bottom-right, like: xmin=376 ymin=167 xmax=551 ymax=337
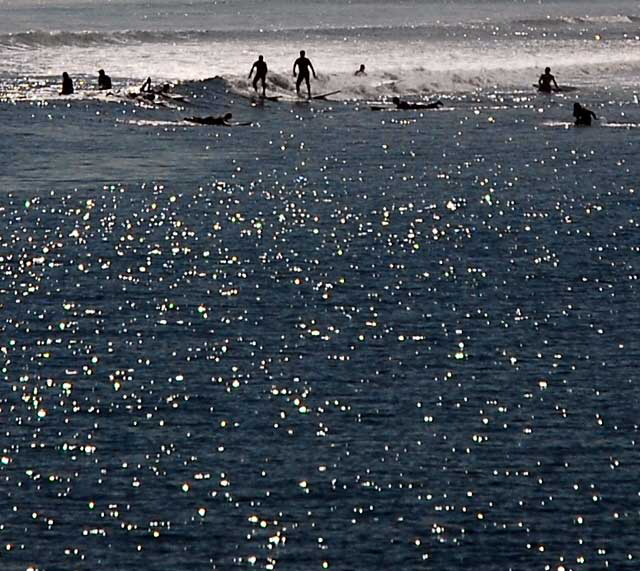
xmin=1 ymin=81 xmax=640 ymax=570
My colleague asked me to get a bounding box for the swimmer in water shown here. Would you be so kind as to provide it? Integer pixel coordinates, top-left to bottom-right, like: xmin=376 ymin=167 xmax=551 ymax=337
xmin=293 ymin=50 xmax=317 ymax=99
xmin=391 ymin=96 xmax=443 ymax=110
xmin=355 ymin=64 xmax=366 ymax=76
xmin=538 ymin=67 xmax=559 ymax=93
xmin=573 ymin=102 xmax=597 ymax=126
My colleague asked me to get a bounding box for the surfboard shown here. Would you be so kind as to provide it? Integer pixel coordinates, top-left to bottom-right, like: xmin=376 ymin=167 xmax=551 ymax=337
xmin=533 ymin=84 xmax=578 ymax=93
xmin=370 ymin=104 xmax=447 ymax=112
xmin=251 ymin=94 xmax=280 ymax=102
xmin=312 ymin=90 xmax=341 ymax=100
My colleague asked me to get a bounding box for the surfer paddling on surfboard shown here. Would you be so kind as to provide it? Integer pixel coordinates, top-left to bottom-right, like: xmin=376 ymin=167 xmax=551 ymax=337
xmin=538 ymin=67 xmax=559 ymax=93
xmin=184 ymin=113 xmax=251 ymax=126
xmin=293 ymin=50 xmax=317 ymax=99
xmin=184 ymin=113 xmax=234 ymax=126
xmin=392 ymin=97 xmax=443 ymax=110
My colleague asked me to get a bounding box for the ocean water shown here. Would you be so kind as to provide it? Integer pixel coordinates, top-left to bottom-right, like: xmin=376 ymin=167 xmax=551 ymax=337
xmin=1 ymin=1 xmax=640 ymax=570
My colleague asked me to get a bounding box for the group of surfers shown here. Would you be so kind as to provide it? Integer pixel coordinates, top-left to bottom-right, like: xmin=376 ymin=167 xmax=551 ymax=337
xmin=538 ymin=66 xmax=597 ymax=125
xmin=58 ymin=56 xmax=598 ymax=127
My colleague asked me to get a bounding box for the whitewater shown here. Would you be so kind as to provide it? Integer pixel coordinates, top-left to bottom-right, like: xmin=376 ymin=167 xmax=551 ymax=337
xmin=2 ymin=0 xmax=640 ymax=96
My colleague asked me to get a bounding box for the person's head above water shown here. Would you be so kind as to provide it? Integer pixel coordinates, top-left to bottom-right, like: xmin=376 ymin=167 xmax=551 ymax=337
xmin=258 ymin=55 xmax=264 ymax=61
xmin=573 ymin=102 xmax=582 ymax=112
xmin=391 ymin=96 xmax=400 ymax=104
xmin=545 ymin=67 xmax=551 ymax=73
xmin=98 ymin=69 xmax=105 ymax=76
xmin=63 ymin=72 xmax=70 ymax=79
xmin=359 ymin=64 xmax=365 ymax=71
xmin=224 ymin=113 xmax=233 ymax=121
xmin=300 ymin=50 xmax=306 ymax=57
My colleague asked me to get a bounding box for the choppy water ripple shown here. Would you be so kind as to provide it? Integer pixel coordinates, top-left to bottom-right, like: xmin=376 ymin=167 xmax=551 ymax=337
xmin=1 ymin=82 xmax=640 ymax=571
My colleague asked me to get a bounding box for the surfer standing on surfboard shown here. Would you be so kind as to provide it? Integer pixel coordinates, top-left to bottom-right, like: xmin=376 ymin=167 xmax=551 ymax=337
xmin=538 ymin=67 xmax=559 ymax=93
xmin=249 ymin=55 xmax=268 ymax=97
xmin=293 ymin=50 xmax=317 ymax=99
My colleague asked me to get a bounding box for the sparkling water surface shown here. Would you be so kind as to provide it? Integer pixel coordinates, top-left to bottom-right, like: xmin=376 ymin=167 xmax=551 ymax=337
xmin=1 ymin=2 xmax=640 ymax=571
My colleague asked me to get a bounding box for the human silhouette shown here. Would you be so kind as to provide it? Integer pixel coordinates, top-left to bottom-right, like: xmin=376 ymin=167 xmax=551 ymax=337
xmin=355 ymin=64 xmax=366 ymax=76
xmin=249 ymin=55 xmax=268 ymax=97
xmin=293 ymin=50 xmax=317 ymax=98
xmin=185 ymin=113 xmax=233 ymax=126
xmin=538 ymin=67 xmax=559 ymax=93
xmin=60 ymin=72 xmax=74 ymax=95
xmin=573 ymin=102 xmax=597 ymax=126
xmin=391 ymin=96 xmax=443 ymax=110
xmin=140 ymin=77 xmax=152 ymax=92
xmin=98 ymin=69 xmax=112 ymax=90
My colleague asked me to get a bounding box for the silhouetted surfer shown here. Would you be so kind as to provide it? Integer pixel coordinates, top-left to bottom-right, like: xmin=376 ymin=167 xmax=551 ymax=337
xmin=184 ymin=113 xmax=233 ymax=126
xmin=140 ymin=77 xmax=153 ymax=92
xmin=293 ymin=50 xmax=317 ymax=98
xmin=249 ymin=55 xmax=268 ymax=97
xmin=60 ymin=72 xmax=74 ymax=95
xmin=355 ymin=64 xmax=366 ymax=76
xmin=98 ymin=69 xmax=112 ymax=90
xmin=538 ymin=67 xmax=559 ymax=93
xmin=133 ymin=78 xmax=174 ymax=102
xmin=573 ymin=102 xmax=597 ymax=126
xmin=392 ymin=96 xmax=443 ymax=110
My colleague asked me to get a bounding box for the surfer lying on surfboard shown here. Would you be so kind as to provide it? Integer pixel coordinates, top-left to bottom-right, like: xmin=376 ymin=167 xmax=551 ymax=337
xmin=185 ymin=113 xmax=234 ymax=126
xmin=392 ymin=96 xmax=443 ymax=110
xmin=184 ymin=113 xmax=251 ymax=126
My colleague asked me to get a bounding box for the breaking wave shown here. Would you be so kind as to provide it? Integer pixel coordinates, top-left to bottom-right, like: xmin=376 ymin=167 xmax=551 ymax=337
xmin=516 ymin=14 xmax=640 ymax=27
xmin=5 ymin=12 xmax=640 ymax=52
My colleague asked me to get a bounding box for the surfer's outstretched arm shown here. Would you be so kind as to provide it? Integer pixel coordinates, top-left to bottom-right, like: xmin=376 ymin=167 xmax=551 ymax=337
xmin=310 ymin=61 xmax=317 ymax=78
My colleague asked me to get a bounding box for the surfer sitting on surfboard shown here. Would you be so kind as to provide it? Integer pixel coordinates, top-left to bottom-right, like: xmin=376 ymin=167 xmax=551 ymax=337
xmin=60 ymin=72 xmax=74 ymax=95
xmin=249 ymin=55 xmax=268 ymax=97
xmin=98 ymin=69 xmax=112 ymax=90
xmin=392 ymin=96 xmax=443 ymax=110
xmin=538 ymin=67 xmax=559 ymax=93
xmin=573 ymin=102 xmax=597 ymax=126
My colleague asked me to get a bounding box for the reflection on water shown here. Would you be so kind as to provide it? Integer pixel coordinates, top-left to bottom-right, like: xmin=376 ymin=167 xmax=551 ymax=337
xmin=1 ymin=74 xmax=640 ymax=571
